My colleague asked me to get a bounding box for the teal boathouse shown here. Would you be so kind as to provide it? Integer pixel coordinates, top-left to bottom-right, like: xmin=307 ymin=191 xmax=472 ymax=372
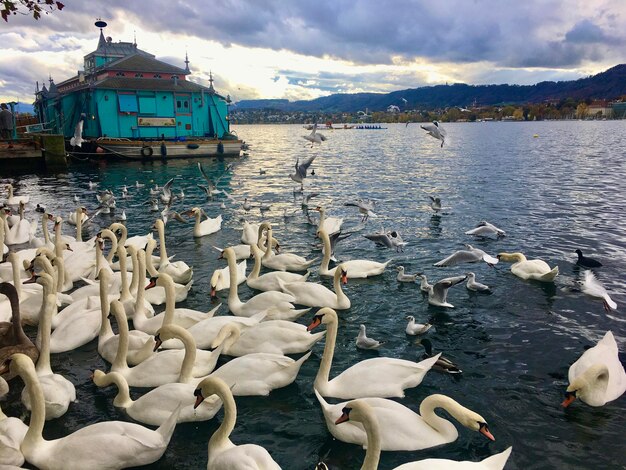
xmin=33 ymin=21 xmax=243 ymax=159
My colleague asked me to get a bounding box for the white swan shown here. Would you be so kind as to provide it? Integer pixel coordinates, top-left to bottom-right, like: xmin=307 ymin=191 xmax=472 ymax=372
xmin=260 ymin=224 xmax=317 ymax=272
xmin=5 ymin=184 xmax=29 ymax=206
xmin=66 ymin=206 xmax=88 ymax=226
xmin=153 ymin=219 xmax=193 ymax=283
xmin=314 ymin=206 xmax=343 ymax=235
xmin=246 ymin=244 xmax=309 ymax=292
xmin=9 ymin=352 xmax=181 ymax=470
xmin=318 ymin=228 xmax=390 ymax=278
xmin=0 ymin=376 xmax=28 ymax=467
xmin=92 ymin=369 xmax=222 ymax=426
xmin=222 ymin=247 xmax=310 ymax=321
xmin=210 ymin=259 xmax=246 ymax=297
xmin=110 ymin=302 xmax=223 ymax=387
xmin=97 ymin=269 xmax=155 ymax=366
xmin=4 ymin=203 xmax=32 ymax=246
xmin=308 ymin=308 xmax=440 ymax=398
xmin=207 ymin=323 xmax=312 ymax=396
xmin=187 ymin=207 xmax=222 ymax=237
xmin=562 ymin=331 xmax=626 ymax=407
xmin=144 ymin=239 xmax=193 ymax=304
xmin=193 ymin=376 xmax=282 ymax=470
xmin=497 ymin=252 xmax=558 ymax=282
xmin=278 ymin=264 xmax=350 ymax=309
xmin=137 ymin=271 xmax=216 ymax=334
xmin=331 ymin=398 xmax=508 ymax=469
xmin=22 ymin=292 xmax=76 ymax=420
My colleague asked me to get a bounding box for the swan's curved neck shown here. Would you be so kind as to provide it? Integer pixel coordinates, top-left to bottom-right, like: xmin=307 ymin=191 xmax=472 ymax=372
xmin=36 ymin=293 xmax=56 ymax=375
xmin=208 ymin=384 xmax=237 ymax=452
xmin=111 ymin=302 xmax=130 ymax=371
xmin=333 ymin=268 xmax=347 ymax=303
xmin=419 ymin=394 xmax=463 ymax=442
xmin=98 ymin=272 xmax=113 ymax=339
xmin=9 ymin=253 xmax=22 ymax=298
xmin=20 ymin=361 xmax=46 ymax=448
xmin=129 ymin=247 xmax=139 ymax=293
xmin=95 ymin=371 xmax=132 ymax=408
xmin=53 ymin=222 xmax=63 ymax=258
xmin=262 ymin=228 xmax=274 ymax=261
xmin=226 ymin=251 xmax=242 ymax=308
xmin=118 ymin=246 xmax=131 ymax=303
xmin=572 ymin=363 xmax=610 ymax=404
xmin=173 ymin=328 xmax=198 ymax=383
xmin=6 ymin=282 xmax=28 ymax=345
xmin=156 ymin=222 xmax=169 ymax=266
xmin=160 ymin=276 xmax=177 ymax=327
xmin=320 ymin=230 xmax=331 ymax=271
xmin=134 ymin=250 xmax=148 ymax=316
xmin=315 ymin=315 xmax=338 ymax=390
xmin=359 ymin=407 xmax=382 ymax=470
xmin=52 ymin=256 xmax=66 ymax=293
xmin=249 ymin=245 xmax=262 ymax=279
xmin=41 ymin=213 xmax=50 ymax=244
xmin=145 ymin=242 xmax=159 ymax=277
xmin=75 ymin=209 xmax=83 ymax=242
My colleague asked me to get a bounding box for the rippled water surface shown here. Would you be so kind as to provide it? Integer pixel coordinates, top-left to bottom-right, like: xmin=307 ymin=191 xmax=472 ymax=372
xmin=2 ymin=122 xmax=626 ymax=469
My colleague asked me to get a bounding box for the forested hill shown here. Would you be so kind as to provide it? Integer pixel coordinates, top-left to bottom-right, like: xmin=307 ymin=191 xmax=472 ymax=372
xmin=235 ymin=64 xmax=626 ymax=112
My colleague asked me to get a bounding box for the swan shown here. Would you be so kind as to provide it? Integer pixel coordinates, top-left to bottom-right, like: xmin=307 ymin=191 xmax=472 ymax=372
xmin=0 ymin=376 xmax=28 ymax=467
xmin=307 ymin=308 xmax=440 ymax=398
xmin=138 ymin=272 xmax=216 ymax=334
xmin=562 ymin=331 xmax=626 ymax=407
xmin=4 ymin=203 xmax=32 ymax=246
xmin=186 ymin=207 xmax=222 ymax=237
xmin=153 ymin=219 xmax=193 ymax=283
xmin=193 ymin=376 xmax=282 ymax=470
xmin=5 ymin=184 xmax=29 ymax=206
xmin=210 ymin=259 xmax=246 ymax=297
xmin=111 ymin=222 xmax=153 ymax=251
xmin=247 ymin=244 xmax=309 ymax=292
xmin=144 ymin=239 xmax=192 ymax=304
xmin=319 ymin=392 xmax=496 ymax=451
xmin=260 ymin=224 xmax=317 ymax=272
xmin=28 ymin=212 xmax=54 ymax=249
xmin=97 ymin=269 xmax=155 ymax=366
xmin=207 ymin=323 xmax=312 ymax=396
xmin=222 ymin=247 xmax=310 ymax=321
xmin=313 ymin=206 xmax=343 ymax=235
xmin=9 ymin=352 xmax=181 ymax=470
xmin=92 ymin=370 xmax=222 ymax=426
xmin=497 ymin=252 xmax=558 ymax=282
xmin=66 ymin=206 xmax=88 ymax=226
xmin=0 ymin=251 xmax=44 ymax=321
xmin=109 ymin=302 xmax=223 ymax=387
xmin=318 ymin=228 xmax=390 ymax=278
xmin=0 ymin=283 xmax=39 ymax=378
xmin=278 ymin=264 xmax=350 ymax=309
xmin=21 ymin=292 xmax=76 ymax=420
xmin=241 ymin=221 xmax=261 ymax=245
xmin=331 ymin=398 xmax=508 ymax=469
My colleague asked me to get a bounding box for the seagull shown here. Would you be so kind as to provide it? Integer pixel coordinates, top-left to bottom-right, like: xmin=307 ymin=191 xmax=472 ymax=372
xmin=415 ymin=273 xmax=432 ymax=293
xmin=364 ymin=228 xmax=406 ymax=252
xmin=70 ymin=113 xmax=86 ymax=148
xmin=303 ymin=122 xmax=327 ymax=147
xmin=73 ymin=194 xmax=80 ymax=203
xmin=420 ymin=121 xmax=447 ymax=147
xmin=465 ymin=221 xmax=506 ymax=238
xmin=465 ymin=272 xmax=491 ymax=292
xmin=197 ymin=162 xmax=221 ymax=197
xmin=117 ymin=210 xmax=127 ymax=222
xmin=580 ymin=270 xmax=616 ymax=311
xmin=396 ymin=266 xmax=418 ymax=282
xmin=405 ymin=315 xmax=433 ymax=335
xmin=401 ymin=97 xmax=408 ymax=105
xmin=417 ymin=338 xmax=462 ymax=374
xmin=345 ymin=199 xmax=377 ymax=222
xmin=121 ymin=185 xmax=128 ymax=198
xmin=575 ymin=249 xmax=603 ymax=268
xmin=242 ymin=198 xmax=252 ymax=211
xmin=434 ymin=244 xmax=499 ymax=267
xmin=88 ymin=180 xmax=98 ymax=190
xmin=424 ymin=274 xmax=467 ymax=307
xmin=290 ymin=155 xmax=317 ymax=190
xmin=355 ymin=324 xmax=385 ymax=350
xmin=160 ymin=178 xmax=174 ymax=204
xmin=148 ymin=199 xmax=159 ymax=212
xmin=135 ymin=181 xmax=145 ymax=188
xmin=429 ymin=196 xmax=442 ymax=212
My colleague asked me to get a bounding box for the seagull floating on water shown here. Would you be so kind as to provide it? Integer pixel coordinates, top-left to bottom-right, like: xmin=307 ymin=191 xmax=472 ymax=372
xmin=405 ymin=315 xmax=433 ymax=335
xmin=465 ymin=220 xmax=506 ymax=238
xmin=465 ymin=272 xmax=491 ymax=292
xmin=580 ymin=270 xmax=616 ymax=311
xmin=429 ymin=196 xmax=442 ymax=212
xmin=396 ymin=266 xmax=418 ymax=282
xmin=355 ymin=324 xmax=385 ymax=350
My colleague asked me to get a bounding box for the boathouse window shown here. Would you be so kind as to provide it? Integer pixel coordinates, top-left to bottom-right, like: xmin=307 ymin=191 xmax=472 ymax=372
xmin=115 ymin=72 xmax=125 ymax=77
xmin=134 ymin=73 xmax=144 ymax=78
xmin=153 ymin=74 xmax=162 ymax=79
xmin=176 ymin=99 xmax=190 ymax=113
xmin=118 ymin=94 xmax=139 ymax=113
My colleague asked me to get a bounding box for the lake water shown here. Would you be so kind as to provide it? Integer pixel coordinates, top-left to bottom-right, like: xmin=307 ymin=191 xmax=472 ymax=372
xmin=2 ymin=122 xmax=625 ymax=469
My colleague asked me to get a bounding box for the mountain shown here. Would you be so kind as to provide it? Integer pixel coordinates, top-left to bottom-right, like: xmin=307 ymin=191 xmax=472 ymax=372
xmin=235 ymin=64 xmax=626 ymax=112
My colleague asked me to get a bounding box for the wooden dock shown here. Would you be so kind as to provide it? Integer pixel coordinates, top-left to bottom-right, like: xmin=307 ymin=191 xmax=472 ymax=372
xmin=0 ymin=135 xmax=67 ymax=172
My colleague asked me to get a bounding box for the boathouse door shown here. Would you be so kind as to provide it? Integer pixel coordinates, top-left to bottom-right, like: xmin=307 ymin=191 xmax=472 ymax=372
xmin=175 ymin=94 xmax=192 ymax=137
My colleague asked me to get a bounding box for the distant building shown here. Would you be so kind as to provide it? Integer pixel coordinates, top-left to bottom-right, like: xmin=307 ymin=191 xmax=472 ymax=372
xmin=611 ymin=101 xmax=626 ymax=119
xmin=587 ymin=100 xmax=612 ymax=118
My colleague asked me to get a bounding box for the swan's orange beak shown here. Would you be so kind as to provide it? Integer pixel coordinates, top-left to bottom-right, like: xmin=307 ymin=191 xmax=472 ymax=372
xmin=307 ymin=316 xmax=322 ymax=332
xmin=23 ymin=274 xmax=38 ymax=284
xmin=479 ymin=423 xmax=495 ymax=441
xmin=562 ymin=391 xmax=576 ymax=408
xmin=341 ymin=270 xmax=348 ymax=285
xmin=335 ymin=409 xmax=350 ymax=425
xmin=210 ymin=286 xmax=216 ymax=299
xmin=193 ymin=389 xmax=205 ymax=409
xmin=145 ymin=278 xmax=157 ymax=289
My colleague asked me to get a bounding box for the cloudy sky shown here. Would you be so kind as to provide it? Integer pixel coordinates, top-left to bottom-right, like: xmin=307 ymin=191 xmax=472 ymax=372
xmin=1 ymin=0 xmax=625 ymax=106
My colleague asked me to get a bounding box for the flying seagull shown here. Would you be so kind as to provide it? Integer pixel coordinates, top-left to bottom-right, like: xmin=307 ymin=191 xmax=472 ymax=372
xmin=420 ymin=121 xmax=447 ymax=147
xmin=303 ymin=122 xmax=327 ymax=147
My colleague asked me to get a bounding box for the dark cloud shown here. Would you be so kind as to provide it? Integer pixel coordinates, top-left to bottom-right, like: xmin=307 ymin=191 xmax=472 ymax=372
xmin=565 ymin=19 xmax=612 ymax=44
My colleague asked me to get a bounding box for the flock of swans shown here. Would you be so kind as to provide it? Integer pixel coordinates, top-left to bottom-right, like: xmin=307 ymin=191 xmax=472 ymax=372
xmin=0 ymin=134 xmax=624 ymax=470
